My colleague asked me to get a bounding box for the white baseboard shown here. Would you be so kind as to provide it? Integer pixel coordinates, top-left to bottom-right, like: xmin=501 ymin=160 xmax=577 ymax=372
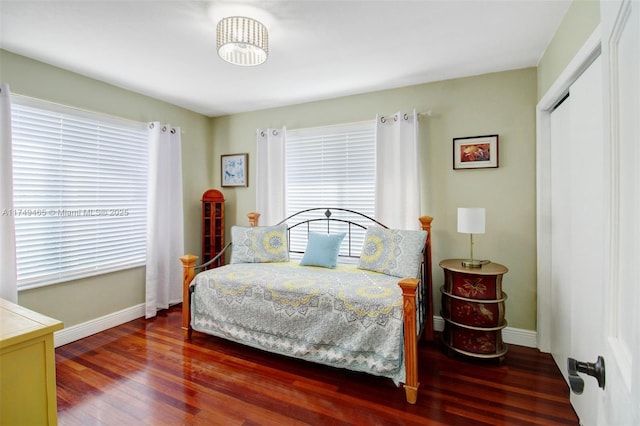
xmin=433 ymin=315 xmax=537 ymax=348
xmin=54 ymin=303 xmax=145 ymax=348
xmin=502 ymin=325 xmax=538 ymax=348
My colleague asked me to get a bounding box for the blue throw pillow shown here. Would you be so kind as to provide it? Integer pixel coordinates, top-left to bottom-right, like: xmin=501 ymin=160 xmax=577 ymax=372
xmin=299 ymin=232 xmax=346 ymax=269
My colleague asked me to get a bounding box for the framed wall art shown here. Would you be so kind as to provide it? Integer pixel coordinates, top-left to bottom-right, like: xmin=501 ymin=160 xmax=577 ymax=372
xmin=453 ymin=134 xmax=499 ymax=170
xmin=221 ymin=153 xmax=248 ymax=187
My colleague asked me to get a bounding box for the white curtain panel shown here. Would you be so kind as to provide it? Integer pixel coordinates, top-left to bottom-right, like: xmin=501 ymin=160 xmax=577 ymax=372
xmin=375 ymin=110 xmax=422 ymax=230
xmin=0 ymin=84 xmax=18 ymax=303
xmin=145 ymin=122 xmax=184 ymax=318
xmin=256 ymin=127 xmax=286 ymax=225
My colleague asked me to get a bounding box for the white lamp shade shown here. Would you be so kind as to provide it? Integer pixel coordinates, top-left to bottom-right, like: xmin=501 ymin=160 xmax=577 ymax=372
xmin=457 ymin=208 xmax=486 ymax=234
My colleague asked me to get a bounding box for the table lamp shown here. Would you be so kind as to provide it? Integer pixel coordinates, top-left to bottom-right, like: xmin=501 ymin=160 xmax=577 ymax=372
xmin=457 ymin=207 xmax=486 ymax=268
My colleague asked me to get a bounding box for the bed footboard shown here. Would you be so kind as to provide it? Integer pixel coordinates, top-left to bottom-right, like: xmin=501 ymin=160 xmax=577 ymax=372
xmin=399 ymin=277 xmax=420 ymax=404
xmin=181 ymin=241 xmax=232 ymax=340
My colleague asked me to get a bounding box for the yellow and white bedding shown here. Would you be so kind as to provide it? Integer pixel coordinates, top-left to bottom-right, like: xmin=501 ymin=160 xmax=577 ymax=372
xmin=190 ymin=262 xmax=406 ymax=384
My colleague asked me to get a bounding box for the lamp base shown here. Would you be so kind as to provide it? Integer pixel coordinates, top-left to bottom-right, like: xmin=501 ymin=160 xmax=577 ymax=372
xmin=461 ymin=259 xmax=484 ymax=268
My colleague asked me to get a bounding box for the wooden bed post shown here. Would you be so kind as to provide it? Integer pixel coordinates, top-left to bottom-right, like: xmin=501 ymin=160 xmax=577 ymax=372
xmin=180 ymin=254 xmax=198 ymax=340
xmin=247 ymin=212 xmax=260 ymax=227
xmin=418 ymin=215 xmax=434 ymax=342
xmin=399 ymin=277 xmax=420 ymax=404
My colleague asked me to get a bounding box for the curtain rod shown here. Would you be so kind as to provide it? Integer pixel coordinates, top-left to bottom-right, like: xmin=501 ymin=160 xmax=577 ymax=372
xmin=285 ymin=110 xmax=434 ymax=132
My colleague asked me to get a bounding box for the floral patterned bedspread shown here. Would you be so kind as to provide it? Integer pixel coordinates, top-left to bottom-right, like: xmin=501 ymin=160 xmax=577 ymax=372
xmin=190 ymin=262 xmax=406 ymax=384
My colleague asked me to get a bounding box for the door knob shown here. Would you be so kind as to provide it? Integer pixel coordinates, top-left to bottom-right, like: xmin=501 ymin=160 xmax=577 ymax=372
xmin=567 ymin=356 xmax=606 ymax=395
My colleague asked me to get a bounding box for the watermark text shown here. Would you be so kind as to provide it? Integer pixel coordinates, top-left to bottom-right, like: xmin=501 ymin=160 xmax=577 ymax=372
xmin=2 ymin=208 xmax=130 ymax=217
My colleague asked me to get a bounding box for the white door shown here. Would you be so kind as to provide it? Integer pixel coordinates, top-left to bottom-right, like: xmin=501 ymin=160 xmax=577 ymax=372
xmin=548 ymin=53 xmax=604 ymax=424
xmin=548 ymin=92 xmax=574 ymax=384
xmin=597 ymin=0 xmax=640 ymax=424
xmin=566 ymin=54 xmax=605 ymax=424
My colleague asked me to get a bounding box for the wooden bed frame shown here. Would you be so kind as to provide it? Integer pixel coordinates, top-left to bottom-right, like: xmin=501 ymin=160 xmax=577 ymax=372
xmin=180 ymin=209 xmax=433 ymax=404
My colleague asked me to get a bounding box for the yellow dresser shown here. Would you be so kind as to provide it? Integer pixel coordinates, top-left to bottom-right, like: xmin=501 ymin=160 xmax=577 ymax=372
xmin=1 ymin=298 xmax=63 ymax=426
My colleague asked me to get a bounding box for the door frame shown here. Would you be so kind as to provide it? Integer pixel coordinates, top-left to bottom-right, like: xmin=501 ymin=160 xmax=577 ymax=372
xmin=536 ymin=26 xmax=601 ymax=352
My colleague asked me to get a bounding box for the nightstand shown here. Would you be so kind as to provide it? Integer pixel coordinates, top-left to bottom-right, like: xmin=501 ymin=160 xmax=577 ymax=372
xmin=438 ymin=259 xmax=508 ymax=363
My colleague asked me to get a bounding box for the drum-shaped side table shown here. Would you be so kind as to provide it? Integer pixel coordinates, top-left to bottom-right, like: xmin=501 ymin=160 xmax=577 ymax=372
xmin=439 ymin=259 xmax=509 ymax=363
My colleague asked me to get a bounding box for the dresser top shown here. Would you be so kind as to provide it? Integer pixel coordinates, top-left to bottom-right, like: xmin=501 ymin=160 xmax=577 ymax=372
xmin=0 ymin=298 xmax=63 ymax=348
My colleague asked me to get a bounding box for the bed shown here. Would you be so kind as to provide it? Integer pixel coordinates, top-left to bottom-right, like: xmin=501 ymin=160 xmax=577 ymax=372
xmin=180 ymin=208 xmax=433 ymax=404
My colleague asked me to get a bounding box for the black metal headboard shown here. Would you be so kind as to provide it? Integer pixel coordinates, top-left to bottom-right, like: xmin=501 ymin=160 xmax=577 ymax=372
xmin=276 ymin=207 xmax=387 ymax=259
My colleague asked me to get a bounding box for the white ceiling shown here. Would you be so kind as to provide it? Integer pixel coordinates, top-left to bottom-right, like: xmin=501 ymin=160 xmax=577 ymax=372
xmin=0 ymin=0 xmax=571 ymax=117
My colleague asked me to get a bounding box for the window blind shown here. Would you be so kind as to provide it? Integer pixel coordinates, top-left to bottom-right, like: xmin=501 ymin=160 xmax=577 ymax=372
xmin=9 ymin=97 xmax=148 ymax=290
xmin=285 ymin=121 xmax=376 ymax=257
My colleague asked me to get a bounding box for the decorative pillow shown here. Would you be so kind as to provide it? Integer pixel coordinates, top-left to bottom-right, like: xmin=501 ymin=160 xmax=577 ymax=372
xmin=358 ymin=226 xmax=427 ymax=278
xmin=230 ymin=223 xmax=289 ymax=263
xmin=299 ymin=232 xmax=346 ymax=269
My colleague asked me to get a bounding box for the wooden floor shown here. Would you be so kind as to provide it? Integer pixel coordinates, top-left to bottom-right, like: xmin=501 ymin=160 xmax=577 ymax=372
xmin=55 ymin=306 xmax=579 ymax=425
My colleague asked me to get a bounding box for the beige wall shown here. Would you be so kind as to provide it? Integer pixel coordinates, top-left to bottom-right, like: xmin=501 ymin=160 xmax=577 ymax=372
xmin=1 ymin=49 xmax=211 ymax=326
xmin=537 ymin=0 xmax=600 ymax=100
xmin=212 ymin=68 xmax=539 ymax=331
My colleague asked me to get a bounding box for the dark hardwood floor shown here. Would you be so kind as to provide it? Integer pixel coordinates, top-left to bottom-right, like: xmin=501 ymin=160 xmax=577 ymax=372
xmin=55 ymin=306 xmax=579 ymax=425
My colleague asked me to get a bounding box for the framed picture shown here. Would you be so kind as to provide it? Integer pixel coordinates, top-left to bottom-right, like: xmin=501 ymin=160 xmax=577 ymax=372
xmin=453 ymin=134 xmax=499 ymax=170
xmin=221 ymin=153 xmax=248 ymax=187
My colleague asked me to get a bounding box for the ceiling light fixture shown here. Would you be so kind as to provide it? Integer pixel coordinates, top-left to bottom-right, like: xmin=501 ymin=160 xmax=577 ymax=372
xmin=216 ymin=16 xmax=268 ymax=66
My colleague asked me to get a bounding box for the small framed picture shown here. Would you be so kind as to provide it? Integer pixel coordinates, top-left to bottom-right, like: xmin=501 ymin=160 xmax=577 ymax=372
xmin=453 ymin=135 xmax=499 ymax=170
xmin=221 ymin=153 xmax=248 ymax=187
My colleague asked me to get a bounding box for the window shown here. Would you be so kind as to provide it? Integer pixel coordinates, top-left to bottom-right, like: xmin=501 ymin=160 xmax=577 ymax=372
xmin=9 ymin=96 xmax=148 ymax=290
xmin=285 ymin=121 xmax=376 ymax=257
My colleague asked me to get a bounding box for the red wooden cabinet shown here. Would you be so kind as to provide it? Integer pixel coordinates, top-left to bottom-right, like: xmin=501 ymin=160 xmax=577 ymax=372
xmin=202 ymin=189 xmax=225 ymax=268
xmin=439 ymin=259 xmax=508 ymax=363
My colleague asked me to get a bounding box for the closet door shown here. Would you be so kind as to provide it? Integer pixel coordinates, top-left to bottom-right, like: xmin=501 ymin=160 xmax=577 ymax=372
xmin=548 ymin=54 xmax=604 ymax=425
xmin=548 ymin=94 xmax=572 ymax=384
xmin=566 ymin=55 xmax=605 ymax=425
